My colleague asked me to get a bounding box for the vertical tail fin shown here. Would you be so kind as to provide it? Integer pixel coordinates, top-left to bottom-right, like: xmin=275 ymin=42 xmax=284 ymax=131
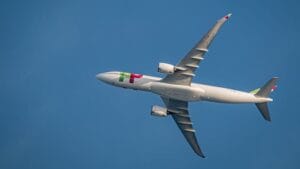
xmin=252 ymin=77 xmax=279 ymax=122
xmin=255 ymin=77 xmax=278 ymax=97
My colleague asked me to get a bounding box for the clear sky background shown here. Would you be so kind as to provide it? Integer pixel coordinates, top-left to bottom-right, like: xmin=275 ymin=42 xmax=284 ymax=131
xmin=0 ymin=0 xmax=299 ymax=168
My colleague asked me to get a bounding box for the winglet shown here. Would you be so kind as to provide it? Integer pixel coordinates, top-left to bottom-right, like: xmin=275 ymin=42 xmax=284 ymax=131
xmin=225 ymin=13 xmax=232 ymax=19
xmin=218 ymin=13 xmax=232 ymax=23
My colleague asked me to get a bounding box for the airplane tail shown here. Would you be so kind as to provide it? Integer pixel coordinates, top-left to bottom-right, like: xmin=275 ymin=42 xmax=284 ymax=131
xmin=250 ymin=77 xmax=279 ymax=121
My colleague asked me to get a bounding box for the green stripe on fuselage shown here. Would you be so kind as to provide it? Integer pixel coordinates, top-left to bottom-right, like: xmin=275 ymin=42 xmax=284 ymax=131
xmin=250 ymin=88 xmax=260 ymax=94
xmin=119 ymin=72 xmax=130 ymax=82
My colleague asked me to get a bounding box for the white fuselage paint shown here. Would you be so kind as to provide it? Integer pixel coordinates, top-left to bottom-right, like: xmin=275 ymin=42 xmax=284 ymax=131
xmin=96 ymin=71 xmax=272 ymax=104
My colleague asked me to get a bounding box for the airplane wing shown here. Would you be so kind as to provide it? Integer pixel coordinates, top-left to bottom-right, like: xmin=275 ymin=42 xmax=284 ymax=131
xmin=161 ymin=97 xmax=205 ymax=157
xmin=161 ymin=13 xmax=232 ymax=85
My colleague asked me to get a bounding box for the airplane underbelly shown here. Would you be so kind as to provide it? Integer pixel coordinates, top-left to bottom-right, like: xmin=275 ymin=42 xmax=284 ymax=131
xmin=202 ymin=86 xmax=258 ymax=103
xmin=150 ymin=82 xmax=205 ymax=101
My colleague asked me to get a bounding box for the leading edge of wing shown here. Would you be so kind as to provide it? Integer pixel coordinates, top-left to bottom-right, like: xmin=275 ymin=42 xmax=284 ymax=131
xmin=171 ymin=113 xmax=205 ymax=158
xmin=161 ymin=97 xmax=205 ymax=158
xmin=161 ymin=13 xmax=232 ymax=86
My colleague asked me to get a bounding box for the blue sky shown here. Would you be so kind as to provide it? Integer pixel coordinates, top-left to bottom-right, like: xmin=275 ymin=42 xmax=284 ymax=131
xmin=0 ymin=0 xmax=299 ymax=168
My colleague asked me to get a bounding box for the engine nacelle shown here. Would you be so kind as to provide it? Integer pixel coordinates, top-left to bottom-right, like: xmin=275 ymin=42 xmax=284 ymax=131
xmin=158 ymin=63 xmax=175 ymax=74
xmin=151 ymin=105 xmax=168 ymax=117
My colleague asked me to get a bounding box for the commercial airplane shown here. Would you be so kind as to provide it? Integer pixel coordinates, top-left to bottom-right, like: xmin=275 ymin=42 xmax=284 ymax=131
xmin=96 ymin=13 xmax=278 ymax=158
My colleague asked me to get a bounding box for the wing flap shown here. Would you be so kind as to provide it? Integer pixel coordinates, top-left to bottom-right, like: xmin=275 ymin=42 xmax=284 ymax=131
xmin=162 ymin=13 xmax=232 ymax=85
xmin=172 ymin=113 xmax=204 ymax=157
xmin=161 ymin=97 xmax=205 ymax=158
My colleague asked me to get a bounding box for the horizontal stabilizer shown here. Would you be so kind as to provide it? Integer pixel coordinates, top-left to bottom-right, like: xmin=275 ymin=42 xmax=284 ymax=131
xmin=253 ymin=77 xmax=278 ymax=122
xmin=255 ymin=103 xmax=271 ymax=121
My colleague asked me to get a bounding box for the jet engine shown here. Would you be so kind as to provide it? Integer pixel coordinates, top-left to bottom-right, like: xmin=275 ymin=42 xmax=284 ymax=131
xmin=151 ymin=105 xmax=168 ymax=117
xmin=158 ymin=63 xmax=175 ymax=74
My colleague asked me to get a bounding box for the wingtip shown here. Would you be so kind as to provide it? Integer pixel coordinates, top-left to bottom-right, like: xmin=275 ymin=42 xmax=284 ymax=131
xmin=224 ymin=13 xmax=232 ymax=20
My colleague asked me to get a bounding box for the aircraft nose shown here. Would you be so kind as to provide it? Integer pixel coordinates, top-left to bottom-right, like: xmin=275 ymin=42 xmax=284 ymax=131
xmin=96 ymin=73 xmax=106 ymax=81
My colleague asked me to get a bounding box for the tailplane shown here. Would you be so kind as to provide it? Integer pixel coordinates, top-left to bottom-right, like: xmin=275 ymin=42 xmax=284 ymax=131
xmin=255 ymin=103 xmax=271 ymax=121
xmin=251 ymin=77 xmax=279 ymax=122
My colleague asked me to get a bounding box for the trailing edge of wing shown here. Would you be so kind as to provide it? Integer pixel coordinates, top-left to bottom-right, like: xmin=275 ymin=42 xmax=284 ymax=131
xmin=161 ymin=97 xmax=205 ymax=158
xmin=172 ymin=113 xmax=205 ymax=157
xmin=161 ymin=13 xmax=232 ymax=85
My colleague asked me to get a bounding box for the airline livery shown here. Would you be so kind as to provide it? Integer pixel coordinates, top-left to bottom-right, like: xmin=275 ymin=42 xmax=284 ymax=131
xmin=96 ymin=13 xmax=278 ymax=158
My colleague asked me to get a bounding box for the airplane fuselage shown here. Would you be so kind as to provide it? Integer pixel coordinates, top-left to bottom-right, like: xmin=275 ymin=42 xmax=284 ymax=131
xmin=96 ymin=13 xmax=278 ymax=157
xmin=96 ymin=71 xmax=271 ymax=104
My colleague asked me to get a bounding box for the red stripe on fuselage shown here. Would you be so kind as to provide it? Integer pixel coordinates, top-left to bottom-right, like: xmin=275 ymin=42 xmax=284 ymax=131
xmin=129 ymin=73 xmax=143 ymax=83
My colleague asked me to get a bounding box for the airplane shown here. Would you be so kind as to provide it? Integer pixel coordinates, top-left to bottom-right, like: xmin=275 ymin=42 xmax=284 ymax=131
xmin=96 ymin=13 xmax=278 ymax=158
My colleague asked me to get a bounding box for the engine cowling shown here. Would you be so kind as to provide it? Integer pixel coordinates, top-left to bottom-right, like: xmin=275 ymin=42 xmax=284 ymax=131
xmin=158 ymin=63 xmax=175 ymax=74
xmin=151 ymin=105 xmax=168 ymax=117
